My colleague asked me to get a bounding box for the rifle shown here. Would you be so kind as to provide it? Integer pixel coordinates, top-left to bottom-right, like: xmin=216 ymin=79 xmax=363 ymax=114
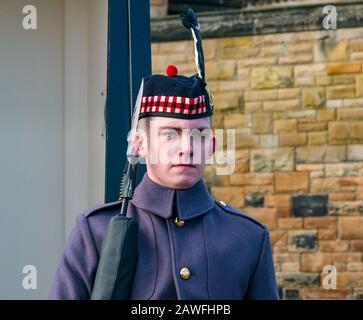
xmin=90 ymin=80 xmax=144 ymax=300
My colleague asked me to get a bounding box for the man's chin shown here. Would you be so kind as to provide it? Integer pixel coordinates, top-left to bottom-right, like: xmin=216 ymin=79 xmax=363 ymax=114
xmin=169 ymin=172 xmax=200 ymax=189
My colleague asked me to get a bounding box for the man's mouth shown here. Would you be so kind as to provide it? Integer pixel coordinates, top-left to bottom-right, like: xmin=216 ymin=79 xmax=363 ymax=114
xmin=172 ymin=164 xmax=195 ymax=168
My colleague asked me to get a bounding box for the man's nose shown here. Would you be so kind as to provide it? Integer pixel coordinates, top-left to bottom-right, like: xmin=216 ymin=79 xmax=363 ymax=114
xmin=178 ymin=132 xmax=193 ymax=156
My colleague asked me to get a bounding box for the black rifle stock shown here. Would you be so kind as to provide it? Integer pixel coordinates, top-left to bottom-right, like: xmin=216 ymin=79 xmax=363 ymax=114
xmin=91 ymin=161 xmax=138 ymax=300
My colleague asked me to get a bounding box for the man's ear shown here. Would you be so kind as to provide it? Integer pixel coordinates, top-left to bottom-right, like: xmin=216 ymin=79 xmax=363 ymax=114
xmin=206 ymin=133 xmax=216 ymax=160
xmin=212 ymin=135 xmax=216 ymax=154
xmin=133 ymin=132 xmax=147 ymax=158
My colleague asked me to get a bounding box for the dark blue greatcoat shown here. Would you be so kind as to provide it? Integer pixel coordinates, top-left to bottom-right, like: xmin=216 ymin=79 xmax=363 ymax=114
xmin=49 ymin=173 xmax=279 ymax=300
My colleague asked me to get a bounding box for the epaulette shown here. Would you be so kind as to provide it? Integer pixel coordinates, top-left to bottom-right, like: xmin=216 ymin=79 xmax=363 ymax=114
xmin=214 ymin=199 xmax=265 ymax=229
xmin=83 ymin=200 xmax=122 ymax=218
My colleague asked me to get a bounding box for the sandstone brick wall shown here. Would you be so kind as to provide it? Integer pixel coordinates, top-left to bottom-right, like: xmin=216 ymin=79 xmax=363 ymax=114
xmin=150 ymin=0 xmax=168 ymax=18
xmin=152 ymin=27 xmax=363 ymax=299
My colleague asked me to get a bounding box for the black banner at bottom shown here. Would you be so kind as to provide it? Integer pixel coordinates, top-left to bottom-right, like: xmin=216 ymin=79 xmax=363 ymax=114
xmin=1 ymin=300 xmax=360 ymax=319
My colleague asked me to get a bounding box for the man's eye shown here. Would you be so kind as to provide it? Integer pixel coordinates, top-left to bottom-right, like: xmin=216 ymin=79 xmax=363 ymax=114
xmin=191 ymin=129 xmax=211 ymax=139
xmin=160 ymin=131 xmax=178 ymax=139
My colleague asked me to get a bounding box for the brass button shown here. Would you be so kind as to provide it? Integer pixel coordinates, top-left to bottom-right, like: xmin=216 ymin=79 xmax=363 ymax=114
xmin=179 ymin=267 xmax=191 ymax=280
xmin=219 ymin=200 xmax=227 ymax=207
xmin=174 ymin=216 xmax=185 ymax=227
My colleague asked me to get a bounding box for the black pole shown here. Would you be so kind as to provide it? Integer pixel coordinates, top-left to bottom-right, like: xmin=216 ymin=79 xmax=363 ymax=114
xmin=105 ymin=0 xmax=151 ymax=203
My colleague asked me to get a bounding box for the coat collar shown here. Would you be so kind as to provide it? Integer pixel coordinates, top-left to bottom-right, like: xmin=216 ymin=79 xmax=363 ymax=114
xmin=131 ymin=172 xmax=215 ymax=220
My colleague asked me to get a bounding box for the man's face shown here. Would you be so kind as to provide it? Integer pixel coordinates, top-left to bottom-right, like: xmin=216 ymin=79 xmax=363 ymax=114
xmin=136 ymin=116 xmax=215 ymax=189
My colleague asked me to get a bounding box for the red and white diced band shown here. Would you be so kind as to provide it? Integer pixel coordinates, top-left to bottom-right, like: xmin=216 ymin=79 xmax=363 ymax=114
xmin=140 ymin=95 xmax=208 ymax=115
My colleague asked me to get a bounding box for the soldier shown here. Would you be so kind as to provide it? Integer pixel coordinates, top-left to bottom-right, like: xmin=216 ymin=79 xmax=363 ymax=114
xmin=49 ymin=10 xmax=279 ymax=300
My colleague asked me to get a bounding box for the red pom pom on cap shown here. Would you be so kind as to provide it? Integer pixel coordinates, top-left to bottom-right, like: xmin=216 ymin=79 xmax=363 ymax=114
xmin=166 ymin=65 xmax=178 ymax=77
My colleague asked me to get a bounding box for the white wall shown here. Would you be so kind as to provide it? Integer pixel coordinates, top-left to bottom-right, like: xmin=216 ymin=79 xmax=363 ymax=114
xmin=87 ymin=0 xmax=108 ymax=219
xmin=0 ymin=0 xmax=65 ymax=299
xmin=64 ymin=0 xmax=107 ymax=237
xmin=0 ymin=0 xmax=108 ymax=299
